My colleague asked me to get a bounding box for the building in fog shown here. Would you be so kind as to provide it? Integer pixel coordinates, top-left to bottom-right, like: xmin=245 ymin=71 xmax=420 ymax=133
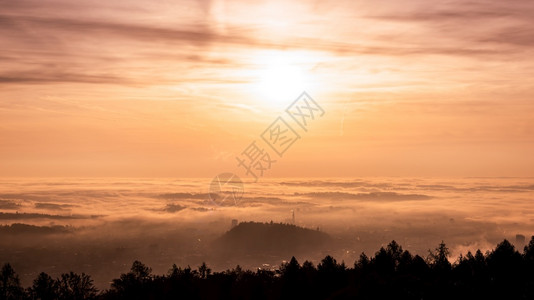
xmin=231 ymin=219 xmax=238 ymax=229
xmin=516 ymin=234 xmax=526 ymax=248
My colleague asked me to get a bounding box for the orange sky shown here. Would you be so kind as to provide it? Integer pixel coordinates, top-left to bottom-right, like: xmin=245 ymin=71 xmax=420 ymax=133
xmin=1 ymin=0 xmax=533 ymax=178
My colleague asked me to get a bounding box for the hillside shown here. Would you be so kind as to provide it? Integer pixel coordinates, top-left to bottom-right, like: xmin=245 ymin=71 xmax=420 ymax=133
xmin=214 ymin=221 xmax=331 ymax=258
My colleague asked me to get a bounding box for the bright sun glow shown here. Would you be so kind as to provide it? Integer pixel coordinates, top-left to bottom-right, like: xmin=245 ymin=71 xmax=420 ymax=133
xmin=252 ymin=51 xmax=313 ymax=107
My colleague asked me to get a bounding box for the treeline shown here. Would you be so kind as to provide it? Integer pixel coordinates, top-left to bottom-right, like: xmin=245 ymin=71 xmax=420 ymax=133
xmin=2 ymin=237 xmax=534 ymax=299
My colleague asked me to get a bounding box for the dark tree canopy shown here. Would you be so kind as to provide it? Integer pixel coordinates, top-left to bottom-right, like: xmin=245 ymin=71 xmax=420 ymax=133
xmin=3 ymin=236 xmax=534 ymax=299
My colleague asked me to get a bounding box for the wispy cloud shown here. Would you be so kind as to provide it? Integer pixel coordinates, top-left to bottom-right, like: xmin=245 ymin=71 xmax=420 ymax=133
xmin=296 ymin=191 xmax=433 ymax=201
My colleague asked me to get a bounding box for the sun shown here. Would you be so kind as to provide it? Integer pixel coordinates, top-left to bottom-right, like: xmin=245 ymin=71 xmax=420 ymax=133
xmin=252 ymin=51 xmax=312 ymax=107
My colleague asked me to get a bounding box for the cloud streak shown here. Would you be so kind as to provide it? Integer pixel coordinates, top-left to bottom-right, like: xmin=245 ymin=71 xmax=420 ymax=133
xmin=3 ymin=1 xmax=531 ymax=86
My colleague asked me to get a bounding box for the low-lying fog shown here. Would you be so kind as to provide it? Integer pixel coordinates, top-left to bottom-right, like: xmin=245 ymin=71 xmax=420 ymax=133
xmin=1 ymin=177 xmax=533 ymax=289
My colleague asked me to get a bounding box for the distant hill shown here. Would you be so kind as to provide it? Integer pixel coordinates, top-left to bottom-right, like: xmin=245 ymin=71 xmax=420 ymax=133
xmin=0 ymin=223 xmax=73 ymax=235
xmin=214 ymin=221 xmax=331 ymax=258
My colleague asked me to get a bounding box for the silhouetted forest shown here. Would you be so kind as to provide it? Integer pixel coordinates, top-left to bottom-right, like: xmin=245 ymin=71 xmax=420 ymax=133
xmin=2 ymin=237 xmax=534 ymax=299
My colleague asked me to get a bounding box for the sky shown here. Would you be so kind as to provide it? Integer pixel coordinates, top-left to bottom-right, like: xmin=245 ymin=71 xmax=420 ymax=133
xmin=1 ymin=0 xmax=534 ymax=178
